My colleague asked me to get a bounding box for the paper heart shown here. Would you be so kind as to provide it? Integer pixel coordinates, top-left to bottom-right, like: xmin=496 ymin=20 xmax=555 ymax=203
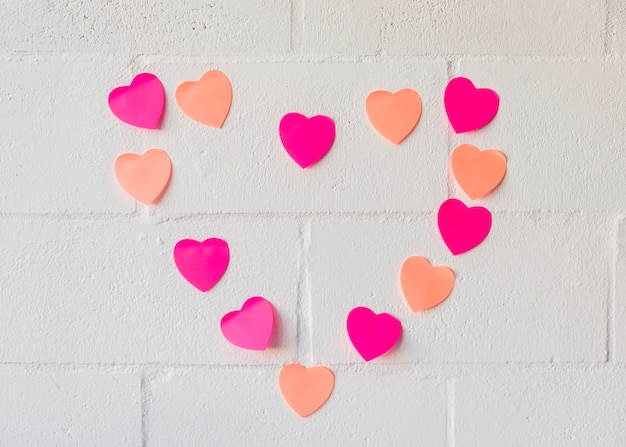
xmin=279 ymin=363 xmax=335 ymax=418
xmin=438 ymin=199 xmax=492 ymax=255
xmin=114 ymin=149 xmax=172 ymax=204
xmin=108 ymin=73 xmax=165 ymax=129
xmin=220 ymin=297 xmax=274 ymax=351
xmin=279 ymin=113 xmax=335 ymax=168
xmin=444 ymin=77 xmax=499 ymax=133
xmin=173 ymin=238 xmax=230 ymax=292
xmin=451 ymin=144 xmax=507 ymax=199
xmin=175 ymin=70 xmax=232 ymax=128
xmin=347 ymin=307 xmax=402 ymax=362
xmin=365 ymin=89 xmax=422 ymax=144
xmin=400 ymin=256 xmax=455 ymax=312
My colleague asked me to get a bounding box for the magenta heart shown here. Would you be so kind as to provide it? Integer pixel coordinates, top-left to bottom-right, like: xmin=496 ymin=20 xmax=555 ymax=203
xmin=438 ymin=199 xmax=492 ymax=255
xmin=347 ymin=307 xmax=402 ymax=362
xmin=108 ymin=73 xmax=165 ymax=129
xmin=444 ymin=77 xmax=499 ymax=133
xmin=279 ymin=113 xmax=335 ymax=168
xmin=221 ymin=297 xmax=274 ymax=351
xmin=173 ymin=238 xmax=230 ymax=292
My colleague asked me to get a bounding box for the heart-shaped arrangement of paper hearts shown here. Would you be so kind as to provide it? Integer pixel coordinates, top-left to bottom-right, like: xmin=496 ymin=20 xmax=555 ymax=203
xmin=107 ymin=72 xmax=506 ymax=418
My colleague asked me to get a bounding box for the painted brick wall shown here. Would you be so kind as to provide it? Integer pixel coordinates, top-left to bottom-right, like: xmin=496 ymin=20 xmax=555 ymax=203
xmin=1 ymin=1 xmax=625 ymax=445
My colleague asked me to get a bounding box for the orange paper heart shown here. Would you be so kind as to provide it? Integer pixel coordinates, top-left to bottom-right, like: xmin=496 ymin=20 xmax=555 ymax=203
xmin=365 ymin=89 xmax=422 ymax=144
xmin=114 ymin=149 xmax=172 ymax=204
xmin=279 ymin=363 xmax=334 ymax=418
xmin=400 ymin=256 xmax=455 ymax=312
xmin=175 ymin=70 xmax=232 ymax=128
xmin=451 ymin=144 xmax=507 ymax=200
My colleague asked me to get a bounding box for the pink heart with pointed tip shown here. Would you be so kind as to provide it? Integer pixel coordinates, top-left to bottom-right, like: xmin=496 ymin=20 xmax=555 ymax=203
xmin=438 ymin=199 xmax=492 ymax=255
xmin=347 ymin=307 xmax=402 ymax=362
xmin=173 ymin=238 xmax=229 ymax=292
xmin=108 ymin=73 xmax=165 ymax=129
xmin=279 ymin=113 xmax=335 ymax=168
xmin=221 ymin=297 xmax=274 ymax=351
xmin=444 ymin=77 xmax=499 ymax=133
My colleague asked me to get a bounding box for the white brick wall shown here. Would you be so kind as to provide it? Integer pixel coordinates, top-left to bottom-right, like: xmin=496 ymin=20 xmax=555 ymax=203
xmin=1 ymin=1 xmax=624 ymax=445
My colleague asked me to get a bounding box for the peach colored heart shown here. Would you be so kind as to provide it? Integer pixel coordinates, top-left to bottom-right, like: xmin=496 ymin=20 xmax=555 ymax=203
xmin=400 ymin=256 xmax=455 ymax=312
xmin=114 ymin=149 xmax=172 ymax=204
xmin=279 ymin=363 xmax=334 ymax=418
xmin=365 ymin=89 xmax=422 ymax=144
xmin=451 ymin=144 xmax=507 ymax=200
xmin=175 ymin=70 xmax=232 ymax=128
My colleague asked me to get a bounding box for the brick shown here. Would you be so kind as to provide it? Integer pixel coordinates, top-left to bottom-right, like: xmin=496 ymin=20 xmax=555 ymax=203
xmin=301 ymin=0 xmax=605 ymax=56
xmin=0 ymin=216 xmax=299 ymax=363
xmin=302 ymin=0 xmax=383 ymax=55
xmin=452 ymin=60 xmax=626 ymax=211
xmin=455 ymin=367 xmax=626 ymax=446
xmin=308 ymin=214 xmax=609 ymax=363
xmin=609 ymin=0 xmax=626 ymax=55
xmin=139 ymin=59 xmax=448 ymax=214
xmin=0 ymin=367 xmax=140 ymax=446
xmin=147 ymin=367 xmax=447 ymax=446
xmin=381 ymin=0 xmax=605 ymax=56
xmin=0 ymin=0 xmax=290 ymax=55
xmin=612 ymin=218 xmax=626 ymax=362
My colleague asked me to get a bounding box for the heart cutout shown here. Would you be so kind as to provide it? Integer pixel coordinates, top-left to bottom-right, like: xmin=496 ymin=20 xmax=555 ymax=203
xmin=400 ymin=256 xmax=455 ymax=312
xmin=173 ymin=238 xmax=230 ymax=292
xmin=279 ymin=363 xmax=334 ymax=418
xmin=438 ymin=199 xmax=492 ymax=255
xmin=175 ymin=70 xmax=232 ymax=128
xmin=220 ymin=297 xmax=274 ymax=351
xmin=279 ymin=113 xmax=335 ymax=168
xmin=444 ymin=77 xmax=499 ymax=133
xmin=108 ymin=73 xmax=165 ymax=129
xmin=114 ymin=149 xmax=172 ymax=204
xmin=365 ymin=89 xmax=422 ymax=144
xmin=451 ymin=144 xmax=507 ymax=200
xmin=347 ymin=307 xmax=402 ymax=362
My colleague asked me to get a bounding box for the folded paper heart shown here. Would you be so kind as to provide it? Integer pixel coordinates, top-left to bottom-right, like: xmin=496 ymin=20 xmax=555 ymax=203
xmin=347 ymin=306 xmax=402 ymax=362
xmin=451 ymin=144 xmax=507 ymax=200
xmin=220 ymin=297 xmax=274 ymax=351
xmin=173 ymin=238 xmax=230 ymax=292
xmin=400 ymin=256 xmax=455 ymax=312
xmin=444 ymin=77 xmax=499 ymax=133
xmin=365 ymin=89 xmax=422 ymax=144
xmin=176 ymin=70 xmax=232 ymax=128
xmin=108 ymin=73 xmax=165 ymax=129
xmin=114 ymin=149 xmax=172 ymax=204
xmin=438 ymin=199 xmax=492 ymax=255
xmin=279 ymin=363 xmax=335 ymax=418
xmin=279 ymin=113 xmax=335 ymax=168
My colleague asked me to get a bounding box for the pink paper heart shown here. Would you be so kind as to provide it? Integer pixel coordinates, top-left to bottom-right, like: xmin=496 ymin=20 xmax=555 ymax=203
xmin=438 ymin=199 xmax=492 ymax=255
xmin=173 ymin=238 xmax=230 ymax=292
xmin=347 ymin=307 xmax=402 ymax=362
xmin=221 ymin=296 xmax=274 ymax=351
xmin=279 ymin=113 xmax=335 ymax=168
xmin=444 ymin=77 xmax=499 ymax=133
xmin=108 ymin=73 xmax=165 ymax=129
